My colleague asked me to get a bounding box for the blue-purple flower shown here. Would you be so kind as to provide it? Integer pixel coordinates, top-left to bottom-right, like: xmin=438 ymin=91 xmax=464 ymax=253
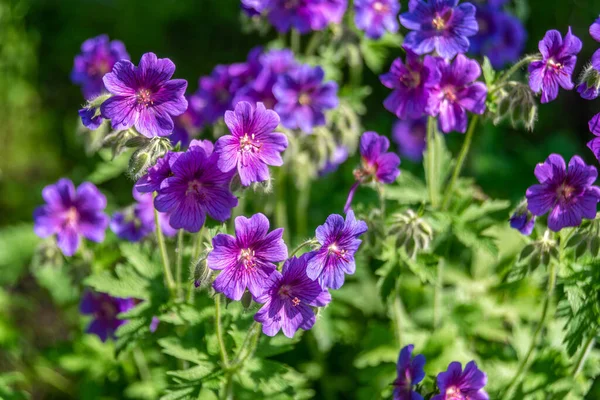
xmin=528 ymin=28 xmax=582 ymax=104
xmin=241 ymin=0 xmax=270 ymax=15
xmin=254 ymin=254 xmax=331 ymax=338
xmin=196 ymin=65 xmax=243 ymax=124
xmin=154 ymin=145 xmax=238 ymax=233
xmin=208 ymin=213 xmax=288 ymax=300
xmin=71 ymin=35 xmax=129 ymax=99
xmin=306 ymin=211 xmax=368 ymax=290
xmin=354 ymin=0 xmax=400 ymax=39
xmin=319 ymin=146 xmax=349 ymax=176
xmin=588 ymin=116 xmax=600 ymax=162
xmin=393 ymin=345 xmax=426 ymax=400
xmin=170 ymin=94 xmax=206 ymax=148
xmin=509 ymin=207 xmax=536 ymax=236
xmin=101 ymin=53 xmax=188 ymax=137
xmin=380 ymin=51 xmax=440 ymax=120
xmin=267 ymin=0 xmax=346 ymax=34
xmin=526 ymin=154 xmax=600 ymax=232
xmin=393 ymin=118 xmax=427 ymax=162
xmin=215 ymin=102 xmax=288 ymax=186
xmin=79 ymin=105 xmax=104 ymax=130
xmin=591 ymin=17 xmax=600 ymax=69
xmin=136 ymin=152 xmax=178 ymax=193
xmin=577 ymin=19 xmax=600 ymax=100
xmin=432 ymin=361 xmax=489 ymax=400
xmin=34 ymin=179 xmax=109 ymax=256
xmin=80 ymin=291 xmax=135 ymax=342
xmin=427 ymin=54 xmax=487 ymax=133
xmin=274 ymin=65 xmax=339 ymax=133
xmin=400 ymin=0 xmax=478 ymax=59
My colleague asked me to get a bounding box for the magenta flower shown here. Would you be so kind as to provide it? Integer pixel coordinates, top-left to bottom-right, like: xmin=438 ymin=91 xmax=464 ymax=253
xmin=273 ymin=65 xmax=339 ymax=133
xmin=432 ymin=361 xmax=489 ymax=400
xmin=34 ymin=179 xmax=109 ymax=256
xmin=100 ymin=52 xmax=188 ymax=138
xmin=393 ymin=118 xmax=427 ymax=162
xmin=400 ymin=0 xmax=478 ymax=59
xmin=215 ymin=102 xmax=288 ymax=186
xmin=380 ymin=51 xmax=441 ymax=120
xmin=354 ymin=0 xmax=400 ymax=39
xmin=254 ymin=254 xmax=331 ymax=338
xmin=208 ymin=213 xmax=288 ymax=301
xmin=345 ymin=131 xmax=401 ymax=211
xmin=526 ymin=154 xmax=600 ymax=232
xmin=71 ymin=35 xmax=130 ymax=99
xmin=306 ymin=211 xmax=368 ymax=290
xmin=528 ymin=28 xmax=582 ymax=104
xmin=427 ymin=54 xmax=487 ymax=134
xmin=154 ymin=146 xmax=238 ymax=233
xmin=136 ymin=152 xmax=179 ymax=194
xmin=393 ymin=345 xmax=426 ymax=400
xmin=80 ymin=291 xmax=136 ymax=342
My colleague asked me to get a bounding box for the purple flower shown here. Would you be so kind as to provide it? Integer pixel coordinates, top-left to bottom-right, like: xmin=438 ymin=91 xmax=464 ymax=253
xmin=80 ymin=291 xmax=136 ymax=342
xmin=241 ymin=0 xmax=270 ymax=15
xmin=528 ymin=28 xmax=582 ymax=104
xmin=79 ymin=105 xmax=104 ymax=130
xmin=427 ymin=54 xmax=487 ymax=134
xmin=136 ymin=152 xmax=178 ymax=194
xmin=393 ymin=118 xmax=427 ymax=162
xmin=354 ymin=0 xmax=400 ymax=39
xmin=400 ymin=0 xmax=478 ymax=59
xmin=306 ymin=211 xmax=368 ymax=290
xmin=34 ymin=179 xmax=109 ymax=256
xmin=311 ymin=0 xmax=347 ymax=29
xmin=319 ymin=146 xmax=349 ymax=176
xmin=196 ymin=65 xmax=241 ymax=124
xmin=254 ymin=254 xmax=331 ymax=338
xmin=393 ymin=345 xmax=426 ymax=400
xmin=71 ymin=35 xmax=130 ymax=99
xmin=100 ymin=52 xmax=188 ymax=138
xmin=215 ymin=102 xmax=288 ymax=186
xmin=170 ymin=94 xmax=206 ymax=148
xmin=590 ymin=17 xmax=600 ymax=69
xmin=432 ymin=361 xmax=489 ymax=400
xmin=154 ymin=145 xmax=238 ymax=233
xmin=577 ymin=19 xmax=600 ymax=100
xmin=587 ymin=116 xmax=600 ymax=161
xmin=208 ymin=213 xmax=288 ymax=300
xmin=525 ymin=154 xmax=600 ymax=232
xmin=380 ymin=51 xmax=441 ymax=120
xmin=274 ymin=65 xmax=339 ymax=133
xmin=267 ymin=0 xmax=346 ymax=34
xmin=469 ymin=7 xmax=526 ymax=69
xmin=509 ymin=208 xmax=536 ymax=236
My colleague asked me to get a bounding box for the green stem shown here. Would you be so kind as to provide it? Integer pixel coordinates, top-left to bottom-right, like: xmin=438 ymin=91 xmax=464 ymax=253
xmin=441 ymin=115 xmax=479 ymax=210
xmin=234 ymin=322 xmax=262 ymax=366
xmin=494 ymin=55 xmax=539 ymax=89
xmin=275 ymin=167 xmax=290 ymax=244
xmin=572 ymin=335 xmax=596 ymax=377
xmin=215 ymin=294 xmax=230 ymax=367
xmin=392 ymin=291 xmax=403 ymax=346
xmin=296 ymin=184 xmax=310 ymax=239
xmin=426 ymin=116 xmax=438 ymax=208
xmin=305 ymin=31 xmax=323 ymax=56
xmin=176 ymin=229 xmax=184 ymax=300
xmin=501 ymin=261 xmax=558 ymax=400
xmin=289 ymin=238 xmax=318 ymax=258
xmin=133 ymin=348 xmax=151 ymax=381
xmin=153 ymin=194 xmax=176 ymax=293
xmin=291 ymin=29 xmax=301 ymax=54
xmin=433 ymin=258 xmax=445 ymax=329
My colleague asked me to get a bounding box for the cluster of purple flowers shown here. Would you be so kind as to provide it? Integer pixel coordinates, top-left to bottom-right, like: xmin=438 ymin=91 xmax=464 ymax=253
xmin=392 ymin=344 xmax=488 ymax=400
xmin=241 ymin=0 xmax=347 ymax=34
xmin=193 ymin=47 xmax=339 ymax=134
xmin=207 ymin=210 xmax=367 ymax=337
xmin=580 ymin=18 xmax=600 ymax=164
xmin=469 ymin=0 xmax=526 ymax=68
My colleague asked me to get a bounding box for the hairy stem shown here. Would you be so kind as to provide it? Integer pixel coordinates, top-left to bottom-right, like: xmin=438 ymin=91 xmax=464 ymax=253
xmin=441 ymin=115 xmax=479 ymax=210
xmin=289 ymin=238 xmax=318 ymax=258
xmin=305 ymin=31 xmax=323 ymax=56
xmin=215 ymin=294 xmax=230 ymax=367
xmin=275 ymin=167 xmax=290 ymax=244
xmin=291 ymin=29 xmax=300 ymax=54
xmin=393 ymin=291 xmax=403 ymax=346
xmin=494 ymin=55 xmax=539 ymax=89
xmin=176 ymin=229 xmax=184 ymax=300
xmin=425 ymin=116 xmax=438 ymax=208
xmin=573 ymin=335 xmax=596 ymax=377
xmin=153 ymin=193 xmax=175 ymax=293
xmin=501 ymin=261 xmax=557 ymax=400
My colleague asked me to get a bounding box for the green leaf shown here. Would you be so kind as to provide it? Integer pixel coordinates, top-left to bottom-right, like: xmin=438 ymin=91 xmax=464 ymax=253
xmin=482 ymin=56 xmax=496 ymax=86
xmin=158 ymin=337 xmax=209 ymax=364
xmin=359 ymin=33 xmax=402 ymax=73
xmin=87 ymin=150 xmax=131 ymax=184
xmin=166 ymin=362 xmax=216 ymax=382
xmin=384 ymin=171 xmax=428 ymax=205
xmin=0 ymin=224 xmax=39 ymax=285
xmin=423 ymin=125 xmax=453 ymax=203
xmin=120 ymin=243 xmax=161 ymax=279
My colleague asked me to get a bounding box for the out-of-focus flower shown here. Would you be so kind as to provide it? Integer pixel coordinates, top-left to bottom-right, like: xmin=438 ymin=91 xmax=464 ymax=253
xmin=393 ymin=344 xmax=426 ymax=400
xmin=392 ymin=118 xmax=427 ymax=162
xmin=354 ymin=0 xmax=400 ymax=39
xmin=80 ymin=291 xmax=135 ymax=342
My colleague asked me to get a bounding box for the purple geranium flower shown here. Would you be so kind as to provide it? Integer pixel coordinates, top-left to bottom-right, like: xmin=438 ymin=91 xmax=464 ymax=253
xmin=319 ymin=146 xmax=349 ymax=176
xmin=80 ymin=291 xmax=136 ymax=342
xmin=34 ymin=179 xmax=109 ymax=256
xmin=154 ymin=145 xmax=238 ymax=233
xmin=196 ymin=65 xmax=241 ymax=124
xmin=274 ymin=65 xmax=339 ymax=133
xmin=380 ymin=51 xmax=440 ymax=120
xmin=588 ymin=116 xmax=600 ymax=161
xmin=136 ymin=152 xmax=178 ymax=194
xmin=170 ymin=94 xmax=206 ymax=148
xmin=393 ymin=344 xmax=426 ymax=400
xmin=427 ymin=54 xmax=487 ymax=133
xmin=354 ymin=0 xmax=400 ymax=39
xmin=400 ymin=0 xmax=478 ymax=59
xmin=311 ymin=0 xmax=347 ymax=29
xmin=528 ymin=28 xmax=582 ymax=104
xmin=577 ymin=18 xmax=600 ymax=100
xmin=267 ymin=0 xmax=346 ymax=33
xmin=591 ymin=17 xmax=600 ymax=69
xmin=306 ymin=211 xmax=368 ymax=290
xmin=509 ymin=208 xmax=536 ymax=236
xmin=254 ymin=254 xmax=331 ymax=338
xmin=345 ymin=131 xmax=401 ymax=211
xmin=432 ymin=361 xmax=489 ymax=400
xmin=100 ymin=52 xmax=188 ymax=138
xmin=393 ymin=118 xmax=427 ymax=162
xmin=215 ymin=102 xmax=288 ymax=186
xmin=71 ymin=35 xmax=129 ymax=99
xmin=526 ymin=154 xmax=600 ymax=232
xmin=79 ymin=105 xmax=104 ymax=130
xmin=208 ymin=213 xmax=288 ymax=300
xmin=241 ymin=0 xmax=270 ymax=15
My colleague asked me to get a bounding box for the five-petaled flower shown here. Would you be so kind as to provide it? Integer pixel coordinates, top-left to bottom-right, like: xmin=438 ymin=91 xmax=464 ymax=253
xmin=354 ymin=0 xmax=401 ymax=39
xmin=432 ymin=361 xmax=489 ymax=400
xmin=80 ymin=291 xmax=135 ymax=342
xmin=393 ymin=344 xmax=426 ymax=400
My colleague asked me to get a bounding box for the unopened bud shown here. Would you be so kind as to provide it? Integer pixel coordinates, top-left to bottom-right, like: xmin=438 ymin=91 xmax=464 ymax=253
xmin=388 ymin=210 xmax=434 ymax=258
xmin=241 ymin=290 xmax=253 ymax=310
xmin=493 ymin=82 xmax=537 ymax=131
xmin=193 ymin=257 xmax=212 ymax=290
xmin=509 ymin=200 xmax=536 ymax=236
xmin=577 ymin=64 xmax=600 ymax=100
xmin=128 ymin=148 xmax=152 ymax=180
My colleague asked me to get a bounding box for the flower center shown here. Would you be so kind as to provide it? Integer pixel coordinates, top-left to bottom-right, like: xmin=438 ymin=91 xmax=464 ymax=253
xmin=432 ymin=14 xmax=446 ymax=30
xmin=186 ymin=180 xmax=202 ymax=196
xmin=328 ymin=243 xmax=349 ymax=260
xmin=400 ymin=70 xmax=421 ymax=89
xmin=443 ymin=86 xmax=457 ymax=102
xmin=97 ymin=301 xmax=118 ymax=320
xmin=547 ymin=58 xmax=564 ymax=71
xmin=298 ymin=93 xmax=312 ymax=106
xmin=445 ymin=387 xmax=465 ymax=400
xmin=136 ymin=88 xmax=154 ymax=107
xmin=239 ymin=248 xmax=256 ymax=269
xmin=373 ymin=1 xmax=387 ymax=12
xmin=64 ymin=206 xmax=79 ymax=227
xmin=239 ymin=133 xmax=261 ymax=153
xmin=557 ymin=183 xmax=576 ymax=202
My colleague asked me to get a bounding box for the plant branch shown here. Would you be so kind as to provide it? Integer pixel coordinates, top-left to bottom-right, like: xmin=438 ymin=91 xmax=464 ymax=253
xmin=153 ymin=193 xmax=175 ymax=293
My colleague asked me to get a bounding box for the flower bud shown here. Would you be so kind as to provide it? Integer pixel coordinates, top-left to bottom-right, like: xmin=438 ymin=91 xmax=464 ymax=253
xmin=193 ymin=257 xmax=212 ymax=290
xmin=509 ymin=201 xmax=536 ymax=236
xmin=388 ymin=210 xmax=433 ymax=258
xmin=518 ymin=230 xmax=558 ymax=269
xmin=577 ymin=64 xmax=600 ymax=100
xmin=241 ymin=290 xmax=253 ymax=310
xmin=128 ymin=148 xmax=152 ymax=180
xmin=493 ymin=82 xmax=538 ymax=131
